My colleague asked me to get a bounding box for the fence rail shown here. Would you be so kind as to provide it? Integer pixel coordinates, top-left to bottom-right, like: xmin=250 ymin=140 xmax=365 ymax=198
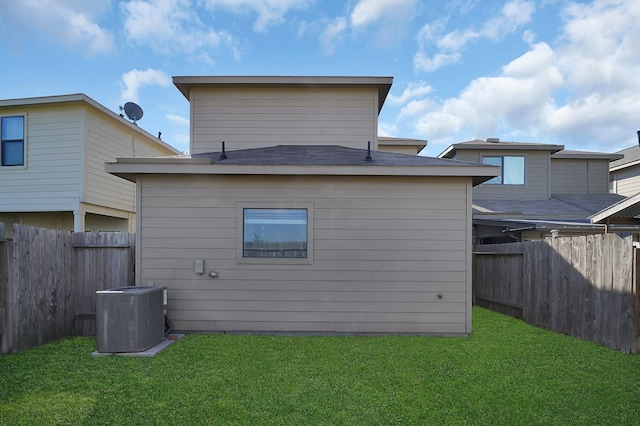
xmin=0 ymin=224 xmax=135 ymax=354
xmin=474 ymin=234 xmax=640 ymax=354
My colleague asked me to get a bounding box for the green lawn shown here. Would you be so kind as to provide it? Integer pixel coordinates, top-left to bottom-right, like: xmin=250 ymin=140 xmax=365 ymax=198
xmin=1 ymin=307 xmax=639 ymax=425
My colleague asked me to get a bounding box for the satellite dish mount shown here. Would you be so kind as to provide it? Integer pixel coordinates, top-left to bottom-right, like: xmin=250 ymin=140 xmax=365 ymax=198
xmin=119 ymin=102 xmax=144 ymax=125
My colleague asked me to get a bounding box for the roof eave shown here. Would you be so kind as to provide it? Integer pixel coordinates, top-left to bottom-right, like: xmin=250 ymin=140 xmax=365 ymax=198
xmin=173 ymin=75 xmax=393 ymax=112
xmin=439 ymin=141 xmax=566 ymax=158
xmin=589 ymin=193 xmax=640 ymax=223
xmin=552 ymin=153 xmax=624 ymax=160
xmin=378 ymin=137 xmax=428 ymax=151
xmin=610 ymin=159 xmax=640 ymax=172
xmin=105 ymin=161 xmax=497 ymax=184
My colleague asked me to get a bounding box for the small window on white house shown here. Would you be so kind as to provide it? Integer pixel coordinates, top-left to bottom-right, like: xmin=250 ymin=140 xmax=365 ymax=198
xmin=482 ymin=156 xmax=525 ymax=185
xmin=1 ymin=116 xmax=25 ymax=167
xmin=243 ymin=208 xmax=308 ymax=258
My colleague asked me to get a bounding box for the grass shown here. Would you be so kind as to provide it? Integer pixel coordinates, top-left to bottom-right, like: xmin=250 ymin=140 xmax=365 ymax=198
xmin=1 ymin=307 xmax=639 ymax=425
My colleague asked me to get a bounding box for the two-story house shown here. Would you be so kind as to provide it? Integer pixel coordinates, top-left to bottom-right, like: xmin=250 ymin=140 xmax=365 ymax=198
xmin=438 ymin=138 xmax=626 ymax=243
xmin=106 ymin=75 xmax=498 ymax=336
xmin=0 ymin=94 xmax=180 ymax=237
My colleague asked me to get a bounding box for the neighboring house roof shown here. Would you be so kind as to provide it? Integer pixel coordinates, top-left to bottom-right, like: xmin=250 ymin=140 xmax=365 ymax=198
xmin=378 ymin=136 xmax=427 ymax=152
xmin=473 ymin=193 xmax=626 ymax=220
xmin=474 ymin=218 xmax=609 ymax=232
xmin=474 ymin=193 xmax=640 ymax=237
xmin=590 ymin=192 xmax=640 ymax=224
xmin=610 ymin=145 xmax=640 ymax=172
xmin=551 ymin=149 xmax=623 ymax=160
xmin=107 ymin=144 xmax=499 ymax=185
xmin=438 ymin=139 xmax=565 ymax=159
xmin=0 ymin=93 xmax=180 ymax=155
xmin=173 ymin=75 xmax=393 ymax=113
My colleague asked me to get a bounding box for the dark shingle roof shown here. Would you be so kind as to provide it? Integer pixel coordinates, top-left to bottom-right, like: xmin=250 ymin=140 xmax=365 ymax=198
xmin=473 ymin=193 xmax=626 ymax=219
xmin=190 ymin=145 xmax=483 ymax=167
xmin=611 ymin=145 xmax=640 ymax=170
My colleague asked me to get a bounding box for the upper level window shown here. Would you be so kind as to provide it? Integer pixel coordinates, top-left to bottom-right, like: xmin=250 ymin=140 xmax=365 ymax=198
xmin=243 ymin=208 xmax=308 ymax=258
xmin=482 ymin=156 xmax=524 ymax=185
xmin=1 ymin=116 xmax=25 ymax=166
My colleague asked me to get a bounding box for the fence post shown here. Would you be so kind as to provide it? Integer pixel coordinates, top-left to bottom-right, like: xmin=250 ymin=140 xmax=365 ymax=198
xmin=633 ymin=244 xmax=640 ymax=354
xmin=0 ymin=232 xmax=6 ymax=353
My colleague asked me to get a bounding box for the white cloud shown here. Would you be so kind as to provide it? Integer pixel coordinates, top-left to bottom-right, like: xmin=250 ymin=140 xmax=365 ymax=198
xmin=121 ymin=0 xmax=235 ymax=55
xmin=350 ymin=0 xmax=417 ymax=48
xmin=413 ymin=51 xmax=462 ymax=72
xmin=387 ymin=82 xmax=433 ymax=106
xmin=399 ymin=99 xmax=434 ymax=118
xmin=377 ymin=121 xmax=399 ymax=137
xmin=350 ymin=0 xmax=413 ymax=28
xmin=203 ymin=0 xmax=310 ymax=32
xmin=0 ymin=0 xmax=113 ymax=54
xmin=299 ymin=0 xmax=417 ymax=55
xmin=121 ymin=69 xmax=171 ymax=103
xmin=407 ymin=0 xmax=640 ymax=154
xmin=415 ymin=0 xmax=535 ymax=72
xmin=411 ymin=42 xmax=563 ymax=148
xmin=481 ymin=0 xmax=535 ymax=41
xmin=68 ymin=14 xmax=113 ymax=54
xmin=547 ymin=0 xmax=640 ymax=147
xmin=319 ymin=17 xmax=347 ymax=55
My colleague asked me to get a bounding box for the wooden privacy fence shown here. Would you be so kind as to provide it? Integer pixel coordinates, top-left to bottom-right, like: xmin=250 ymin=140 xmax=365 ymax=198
xmin=474 ymin=234 xmax=640 ymax=354
xmin=0 ymin=224 xmax=135 ymax=354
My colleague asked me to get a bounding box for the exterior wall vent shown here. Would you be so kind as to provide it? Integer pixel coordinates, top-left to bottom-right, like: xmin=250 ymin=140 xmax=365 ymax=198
xmin=485 ymin=138 xmax=500 ymax=143
xmin=96 ymin=286 xmax=166 ymax=353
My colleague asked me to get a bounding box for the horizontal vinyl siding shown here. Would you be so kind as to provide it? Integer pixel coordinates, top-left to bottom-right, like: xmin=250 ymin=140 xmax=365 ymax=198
xmin=190 ymin=87 xmax=377 ymax=153
xmin=83 ymin=108 xmax=176 ymax=212
xmin=455 ymin=150 xmax=549 ymax=199
xmin=587 ymin=161 xmax=609 ymax=193
xmin=0 ymin=105 xmax=82 ymax=212
xmin=551 ymin=159 xmax=609 ymax=193
xmin=613 ymin=167 xmax=640 ymax=196
xmin=139 ymin=175 xmax=470 ymax=334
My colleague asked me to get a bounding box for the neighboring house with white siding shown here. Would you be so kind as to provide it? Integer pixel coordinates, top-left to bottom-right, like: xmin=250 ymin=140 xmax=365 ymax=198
xmin=438 ymin=138 xmax=627 ymax=242
xmin=0 ymin=94 xmax=180 ymax=237
xmin=107 ymin=75 xmax=497 ymax=336
xmin=609 ymin=144 xmax=640 ymax=197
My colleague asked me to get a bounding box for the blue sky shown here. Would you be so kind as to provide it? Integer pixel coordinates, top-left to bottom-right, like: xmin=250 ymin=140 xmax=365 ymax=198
xmin=1 ymin=0 xmax=638 ymax=156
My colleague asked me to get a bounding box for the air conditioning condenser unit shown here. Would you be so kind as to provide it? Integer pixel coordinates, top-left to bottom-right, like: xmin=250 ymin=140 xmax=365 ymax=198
xmin=96 ymin=286 xmax=166 ymax=353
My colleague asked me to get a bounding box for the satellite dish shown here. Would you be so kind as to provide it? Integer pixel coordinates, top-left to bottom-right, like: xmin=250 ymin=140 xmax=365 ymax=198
xmin=120 ymin=102 xmax=144 ymax=125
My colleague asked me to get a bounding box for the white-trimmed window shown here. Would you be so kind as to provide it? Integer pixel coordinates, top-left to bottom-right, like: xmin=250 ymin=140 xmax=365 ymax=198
xmin=237 ymin=203 xmax=313 ymax=264
xmin=1 ymin=116 xmax=25 ymax=167
xmin=482 ymin=156 xmax=525 ymax=185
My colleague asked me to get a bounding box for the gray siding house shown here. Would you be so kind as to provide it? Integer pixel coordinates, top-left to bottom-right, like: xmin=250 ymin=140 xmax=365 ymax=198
xmin=107 ymin=76 xmax=497 ymax=335
xmin=438 ymin=138 xmax=626 ymax=242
